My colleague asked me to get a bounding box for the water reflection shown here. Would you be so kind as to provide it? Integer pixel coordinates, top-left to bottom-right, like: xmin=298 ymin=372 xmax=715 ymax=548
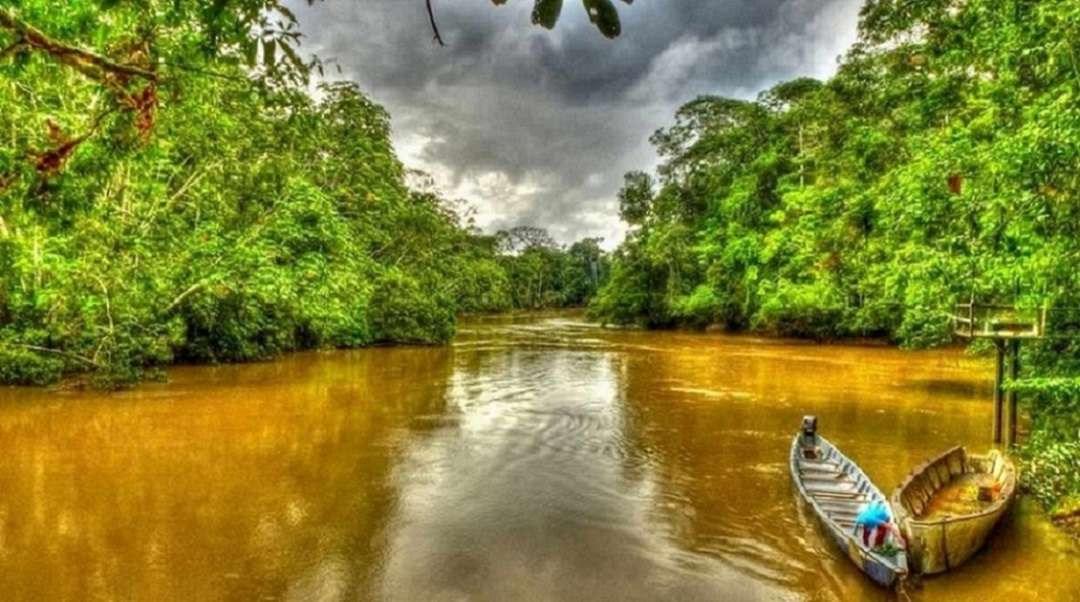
xmin=0 ymin=348 xmax=453 ymax=601
xmin=0 ymin=313 xmax=1075 ymax=601
xmin=379 ymin=345 xmax=765 ymax=600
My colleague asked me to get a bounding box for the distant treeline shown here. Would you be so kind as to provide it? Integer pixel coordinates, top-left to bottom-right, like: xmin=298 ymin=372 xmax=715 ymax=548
xmin=0 ymin=2 xmax=606 ymax=387
xmin=589 ymin=0 xmax=1079 ymax=525
xmin=473 ymin=226 xmax=610 ymax=313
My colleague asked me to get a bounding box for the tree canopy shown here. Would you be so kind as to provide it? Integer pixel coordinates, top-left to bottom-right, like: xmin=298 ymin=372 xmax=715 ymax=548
xmin=589 ymin=0 xmax=1080 ymax=521
xmin=593 ymin=0 xmax=1080 ymax=342
xmin=0 ymin=0 xmax=609 ymax=387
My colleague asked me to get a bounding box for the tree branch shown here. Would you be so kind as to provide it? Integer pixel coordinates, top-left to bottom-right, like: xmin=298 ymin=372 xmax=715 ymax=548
xmin=0 ymin=39 xmax=26 ymax=60
xmin=12 ymin=343 xmax=101 ymax=368
xmin=0 ymin=8 xmax=157 ymax=83
xmin=426 ymin=0 xmax=445 ymax=46
xmin=163 ymin=279 xmax=210 ymax=315
xmin=31 ymin=107 xmax=117 ymax=175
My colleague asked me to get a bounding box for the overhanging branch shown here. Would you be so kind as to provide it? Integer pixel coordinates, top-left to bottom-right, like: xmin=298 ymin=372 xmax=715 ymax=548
xmin=0 ymin=8 xmax=157 ymax=82
xmin=0 ymin=39 xmax=26 ymax=60
xmin=426 ymin=0 xmax=445 ymax=46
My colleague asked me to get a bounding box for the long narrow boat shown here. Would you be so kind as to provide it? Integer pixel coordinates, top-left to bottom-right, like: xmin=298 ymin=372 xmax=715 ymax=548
xmin=789 ymin=416 xmax=908 ymax=588
xmin=890 ymin=446 xmax=1016 ymax=574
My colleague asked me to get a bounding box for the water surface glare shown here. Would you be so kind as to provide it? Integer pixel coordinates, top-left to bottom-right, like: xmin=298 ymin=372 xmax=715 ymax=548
xmin=0 ymin=312 xmax=1076 ymax=601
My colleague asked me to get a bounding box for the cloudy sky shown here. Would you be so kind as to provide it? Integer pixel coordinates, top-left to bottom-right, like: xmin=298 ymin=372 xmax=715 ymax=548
xmin=288 ymin=0 xmax=864 ymax=247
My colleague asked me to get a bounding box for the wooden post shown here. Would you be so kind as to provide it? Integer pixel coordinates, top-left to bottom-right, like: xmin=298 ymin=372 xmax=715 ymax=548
xmin=949 ymin=303 xmax=1046 ymax=447
xmin=1006 ymin=339 xmax=1020 ymax=447
xmin=993 ymin=339 xmax=1005 ymax=444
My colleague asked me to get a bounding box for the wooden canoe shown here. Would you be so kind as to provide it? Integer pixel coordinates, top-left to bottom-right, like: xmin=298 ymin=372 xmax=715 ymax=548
xmin=789 ymin=417 xmax=908 ymax=588
xmin=890 ymin=446 xmax=1017 ymax=574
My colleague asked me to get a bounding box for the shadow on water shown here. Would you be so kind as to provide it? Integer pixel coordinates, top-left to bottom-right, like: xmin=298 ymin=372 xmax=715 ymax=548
xmin=902 ymin=377 xmax=990 ymax=400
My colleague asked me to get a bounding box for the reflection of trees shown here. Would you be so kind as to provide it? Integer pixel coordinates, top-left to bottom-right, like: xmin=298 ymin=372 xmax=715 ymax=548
xmin=0 ymin=347 xmax=453 ymax=601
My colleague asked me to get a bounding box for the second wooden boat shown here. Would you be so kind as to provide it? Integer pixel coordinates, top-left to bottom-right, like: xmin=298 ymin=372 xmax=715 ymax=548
xmin=890 ymin=446 xmax=1017 ymax=574
xmin=790 ymin=416 xmax=908 ymax=588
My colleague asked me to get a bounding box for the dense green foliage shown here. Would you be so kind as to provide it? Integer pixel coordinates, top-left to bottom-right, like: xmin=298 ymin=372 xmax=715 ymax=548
xmin=0 ymin=1 xmax=605 ymax=386
xmin=496 ymin=227 xmax=609 ymax=310
xmin=1007 ymin=378 xmax=1080 ymax=520
xmin=595 ymin=1 xmax=1079 ymax=341
xmin=592 ymin=0 xmax=1079 ymax=520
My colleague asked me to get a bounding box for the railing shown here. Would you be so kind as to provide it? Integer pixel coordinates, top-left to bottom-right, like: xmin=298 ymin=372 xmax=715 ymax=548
xmin=952 ymin=303 xmax=1047 ymax=339
xmin=952 ymin=304 xmax=1080 ymax=339
xmin=950 ymin=302 xmax=1080 ymax=444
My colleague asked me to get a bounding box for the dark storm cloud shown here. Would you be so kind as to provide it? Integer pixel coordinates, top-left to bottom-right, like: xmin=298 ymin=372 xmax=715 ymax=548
xmin=287 ymin=0 xmax=863 ymax=245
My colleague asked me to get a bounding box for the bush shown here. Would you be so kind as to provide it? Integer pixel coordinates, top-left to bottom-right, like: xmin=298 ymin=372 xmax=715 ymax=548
xmin=589 ymin=274 xmax=658 ymax=327
xmin=1007 ymin=378 xmax=1080 ymax=418
xmin=1007 ymin=378 xmax=1080 ymax=517
xmin=1018 ymin=428 xmax=1080 ymax=512
xmin=754 ymin=280 xmax=845 ymax=339
xmin=453 ymin=259 xmax=514 ymax=313
xmin=894 ymin=305 xmax=953 ymax=349
xmin=672 ymin=285 xmax=722 ymax=329
xmin=0 ymin=346 xmax=65 ymax=386
xmin=368 ymin=271 xmax=455 ymax=344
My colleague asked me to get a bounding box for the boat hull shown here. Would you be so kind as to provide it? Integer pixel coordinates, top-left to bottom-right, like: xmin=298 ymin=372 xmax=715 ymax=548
xmin=891 ymin=447 xmax=1017 ymax=574
xmin=790 ymin=424 xmax=908 ymax=588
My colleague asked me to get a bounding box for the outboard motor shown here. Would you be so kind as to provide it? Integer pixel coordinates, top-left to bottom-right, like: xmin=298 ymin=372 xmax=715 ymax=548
xmin=800 ymin=415 xmax=819 ymax=459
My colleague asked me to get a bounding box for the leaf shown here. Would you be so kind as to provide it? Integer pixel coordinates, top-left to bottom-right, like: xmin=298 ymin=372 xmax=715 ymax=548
xmin=531 ymin=0 xmax=563 ymax=29
xmin=582 ymin=0 xmax=621 ymax=38
xmin=281 ymin=41 xmax=305 ymax=74
xmin=278 ymin=5 xmax=298 ymax=24
xmin=263 ymin=39 xmax=276 ymax=69
xmin=244 ymin=41 xmax=258 ymax=67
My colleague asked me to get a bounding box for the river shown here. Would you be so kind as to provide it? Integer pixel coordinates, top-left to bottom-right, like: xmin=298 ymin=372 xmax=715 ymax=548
xmin=0 ymin=312 xmax=1076 ymax=601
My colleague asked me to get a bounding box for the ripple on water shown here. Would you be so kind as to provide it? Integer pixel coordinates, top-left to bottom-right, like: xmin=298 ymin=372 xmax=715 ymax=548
xmin=1 ymin=312 xmax=1077 ymax=602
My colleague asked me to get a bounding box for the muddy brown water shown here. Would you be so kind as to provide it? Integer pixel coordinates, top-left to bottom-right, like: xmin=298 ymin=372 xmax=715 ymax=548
xmin=0 ymin=312 xmax=1076 ymax=601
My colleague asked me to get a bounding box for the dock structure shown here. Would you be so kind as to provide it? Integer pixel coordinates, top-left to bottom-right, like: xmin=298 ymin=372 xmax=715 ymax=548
xmin=952 ymin=303 xmax=1049 ymax=340
xmin=951 ymin=303 xmax=1049 ymax=446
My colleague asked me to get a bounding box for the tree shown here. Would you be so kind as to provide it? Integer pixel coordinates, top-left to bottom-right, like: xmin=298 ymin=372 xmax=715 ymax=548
xmin=0 ymin=1 xmax=323 ymax=181
xmin=0 ymin=0 xmax=615 ymax=385
xmin=617 ymin=171 xmax=654 ymax=226
xmin=564 ymin=238 xmax=608 ymax=304
xmin=500 ymin=225 xmax=560 ymax=253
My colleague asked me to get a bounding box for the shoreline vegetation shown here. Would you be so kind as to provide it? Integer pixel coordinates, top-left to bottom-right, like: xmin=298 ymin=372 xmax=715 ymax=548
xmin=584 ymin=0 xmax=1080 ymax=537
xmin=0 ymin=4 xmax=610 ymax=389
xmin=0 ymin=2 xmax=1076 ymax=536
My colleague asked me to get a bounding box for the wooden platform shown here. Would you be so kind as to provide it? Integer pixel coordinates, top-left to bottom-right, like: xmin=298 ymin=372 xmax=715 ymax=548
xmin=952 ymin=303 xmax=1046 ymax=339
xmin=950 ymin=304 xmax=1047 ymax=446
